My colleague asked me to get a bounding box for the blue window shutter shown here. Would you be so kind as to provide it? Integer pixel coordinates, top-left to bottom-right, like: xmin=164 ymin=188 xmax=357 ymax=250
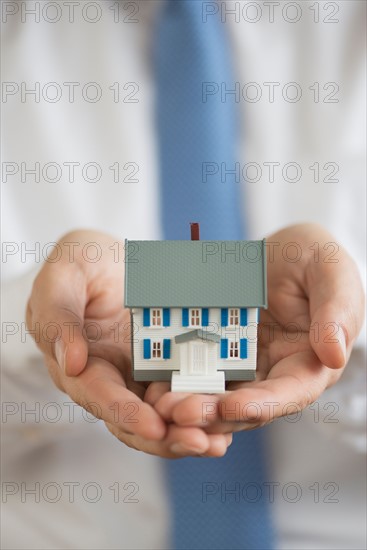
xmin=256 ymin=308 xmax=260 ymax=323
xmin=240 ymin=308 xmax=247 ymax=326
xmin=163 ymin=339 xmax=171 ymax=359
xmin=220 ymin=339 xmax=228 ymax=359
xmin=143 ymin=339 xmax=151 ymax=359
xmin=221 ymin=308 xmax=228 ymax=327
xmin=182 ymin=308 xmax=189 ymax=327
xmin=143 ymin=308 xmax=150 ymax=327
xmin=240 ymin=338 xmax=248 ymax=359
xmin=202 ymin=308 xmax=209 ymax=326
xmin=163 ymin=308 xmax=170 ymax=327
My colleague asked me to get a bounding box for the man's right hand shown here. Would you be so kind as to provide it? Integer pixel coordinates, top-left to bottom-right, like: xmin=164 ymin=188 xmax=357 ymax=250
xmin=26 ymin=230 xmax=232 ymax=458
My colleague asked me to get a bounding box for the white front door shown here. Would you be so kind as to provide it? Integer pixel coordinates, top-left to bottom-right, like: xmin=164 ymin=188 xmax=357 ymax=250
xmin=189 ymin=342 xmax=208 ymax=375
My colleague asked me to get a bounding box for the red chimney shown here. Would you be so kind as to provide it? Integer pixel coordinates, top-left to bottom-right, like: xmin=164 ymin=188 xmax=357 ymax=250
xmin=190 ymin=222 xmax=200 ymax=241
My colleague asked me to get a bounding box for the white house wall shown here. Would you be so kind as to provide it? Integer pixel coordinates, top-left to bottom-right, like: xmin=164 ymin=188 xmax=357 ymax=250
xmin=132 ymin=308 xmax=258 ymax=376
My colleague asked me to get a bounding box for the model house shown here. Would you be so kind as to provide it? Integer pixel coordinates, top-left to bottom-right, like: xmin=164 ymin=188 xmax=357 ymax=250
xmin=124 ymin=224 xmax=267 ymax=393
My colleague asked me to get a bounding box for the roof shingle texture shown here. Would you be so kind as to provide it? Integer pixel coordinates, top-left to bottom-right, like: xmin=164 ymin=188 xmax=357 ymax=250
xmin=124 ymin=240 xmax=267 ymax=308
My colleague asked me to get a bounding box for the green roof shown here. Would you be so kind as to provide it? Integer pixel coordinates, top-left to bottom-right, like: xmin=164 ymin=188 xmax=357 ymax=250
xmin=124 ymin=240 xmax=267 ymax=308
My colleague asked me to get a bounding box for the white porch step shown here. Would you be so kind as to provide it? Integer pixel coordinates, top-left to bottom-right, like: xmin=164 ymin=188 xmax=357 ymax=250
xmin=171 ymin=372 xmax=225 ymax=394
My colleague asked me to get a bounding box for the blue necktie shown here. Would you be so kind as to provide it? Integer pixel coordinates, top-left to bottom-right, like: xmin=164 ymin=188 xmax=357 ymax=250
xmin=155 ymin=1 xmax=275 ymax=548
xmin=155 ymin=0 xmax=242 ymax=240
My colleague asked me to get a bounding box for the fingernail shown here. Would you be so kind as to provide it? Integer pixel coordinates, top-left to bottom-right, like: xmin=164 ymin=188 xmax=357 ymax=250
xmin=170 ymin=443 xmax=204 ymax=455
xmin=338 ymin=329 xmax=347 ymax=364
xmin=55 ymin=340 xmax=67 ymax=371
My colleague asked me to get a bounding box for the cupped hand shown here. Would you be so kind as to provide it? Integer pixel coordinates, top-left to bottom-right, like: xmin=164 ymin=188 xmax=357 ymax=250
xmin=151 ymin=224 xmax=365 ymax=434
xmin=26 ymin=230 xmax=231 ymax=457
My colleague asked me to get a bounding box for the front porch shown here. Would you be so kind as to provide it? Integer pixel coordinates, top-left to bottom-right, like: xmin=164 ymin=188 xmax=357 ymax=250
xmin=172 ymin=329 xmax=225 ymax=393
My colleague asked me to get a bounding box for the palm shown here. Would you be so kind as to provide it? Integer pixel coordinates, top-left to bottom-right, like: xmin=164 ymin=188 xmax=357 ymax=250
xmin=223 ymin=231 xmax=345 ymax=420
xmin=229 ymin=259 xmax=313 ymax=390
xmin=76 ymin=271 xmax=150 ymax=402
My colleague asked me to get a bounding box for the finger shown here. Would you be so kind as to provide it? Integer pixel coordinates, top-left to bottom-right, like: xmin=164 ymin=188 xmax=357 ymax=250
xmin=307 ymin=239 xmax=365 ymax=369
xmin=61 ymin=356 xmax=167 ymax=440
xmin=151 ymin=389 xmax=193 ymax=421
xmin=170 ymin=350 xmax=341 ymax=428
xmin=153 ymin=392 xmax=251 ymax=434
xmin=219 ymin=350 xmax=341 ymax=426
xmin=156 ymin=393 xmax=256 ymax=433
xmin=169 ymin=394 xmax=244 ymax=428
xmin=27 ymin=265 xmax=89 ymax=376
xmin=106 ymin=422 xmax=231 ymax=458
xmin=201 ymin=433 xmax=233 ymax=456
xmin=143 ymin=382 xmax=173 ymax=407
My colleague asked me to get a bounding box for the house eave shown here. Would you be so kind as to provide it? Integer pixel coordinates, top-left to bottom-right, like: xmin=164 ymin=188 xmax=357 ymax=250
xmin=125 ymin=303 xmax=266 ymax=309
xmin=174 ymin=329 xmax=221 ymax=345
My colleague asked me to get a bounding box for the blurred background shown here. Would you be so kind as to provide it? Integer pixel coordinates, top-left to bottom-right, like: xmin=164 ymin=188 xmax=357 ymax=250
xmin=1 ymin=1 xmax=366 ymax=548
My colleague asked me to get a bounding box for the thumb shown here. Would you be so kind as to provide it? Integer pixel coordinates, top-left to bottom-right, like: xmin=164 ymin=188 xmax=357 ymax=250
xmin=27 ymin=267 xmax=89 ymax=377
xmin=307 ymin=247 xmax=365 ymax=369
xmin=310 ymin=301 xmax=348 ymax=370
xmin=53 ymin=309 xmax=88 ymax=377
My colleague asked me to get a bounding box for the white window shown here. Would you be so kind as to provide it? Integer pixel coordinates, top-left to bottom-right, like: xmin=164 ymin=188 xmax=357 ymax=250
xmin=152 ymin=340 xmax=162 ymax=359
xmin=229 ymin=308 xmax=239 ymax=326
xmin=229 ymin=340 xmax=239 ymax=359
xmin=189 ymin=308 xmax=201 ymax=327
xmin=151 ymin=308 xmax=162 ymax=327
